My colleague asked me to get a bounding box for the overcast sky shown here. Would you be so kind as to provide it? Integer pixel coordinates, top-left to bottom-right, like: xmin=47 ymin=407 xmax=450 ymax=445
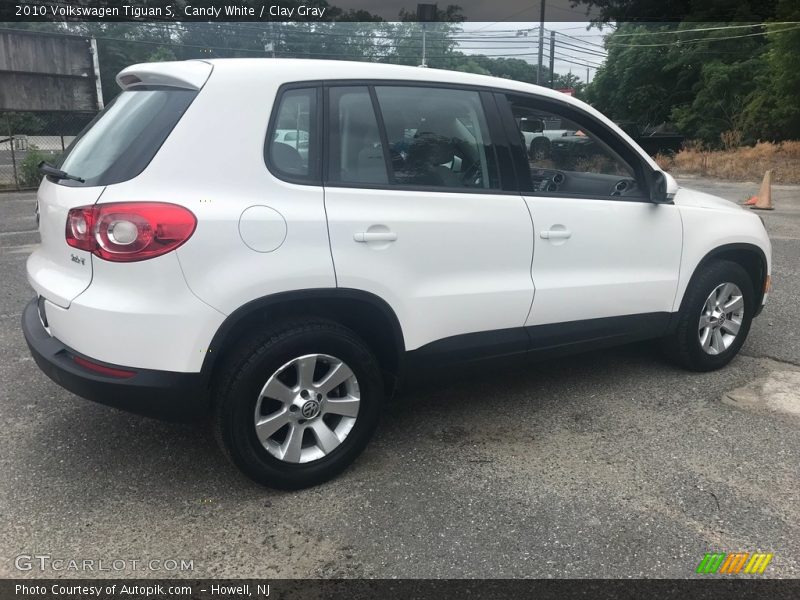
xmin=458 ymin=22 xmax=611 ymax=82
xmin=343 ymin=0 xmax=602 ymax=22
xmin=338 ymin=0 xmax=610 ymax=79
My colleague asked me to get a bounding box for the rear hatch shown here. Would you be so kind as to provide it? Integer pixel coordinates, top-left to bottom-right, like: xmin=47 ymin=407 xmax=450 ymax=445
xmin=28 ymin=180 xmax=104 ymax=308
xmin=28 ymin=60 xmax=211 ymax=308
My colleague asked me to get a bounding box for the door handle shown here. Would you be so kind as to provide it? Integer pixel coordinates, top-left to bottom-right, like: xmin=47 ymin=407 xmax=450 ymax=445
xmin=540 ymin=229 xmax=572 ymax=240
xmin=354 ymin=231 xmax=397 ymax=243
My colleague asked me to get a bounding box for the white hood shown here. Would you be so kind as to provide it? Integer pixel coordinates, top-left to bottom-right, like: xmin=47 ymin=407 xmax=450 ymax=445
xmin=672 ymin=187 xmax=744 ymax=213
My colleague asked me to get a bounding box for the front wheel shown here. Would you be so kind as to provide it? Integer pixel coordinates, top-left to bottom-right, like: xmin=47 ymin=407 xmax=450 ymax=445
xmin=663 ymin=260 xmax=755 ymax=371
xmin=213 ymin=320 xmax=383 ymax=489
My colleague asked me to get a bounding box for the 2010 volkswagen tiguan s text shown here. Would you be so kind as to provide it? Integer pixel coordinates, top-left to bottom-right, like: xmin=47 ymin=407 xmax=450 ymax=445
xmin=23 ymin=59 xmax=771 ymax=489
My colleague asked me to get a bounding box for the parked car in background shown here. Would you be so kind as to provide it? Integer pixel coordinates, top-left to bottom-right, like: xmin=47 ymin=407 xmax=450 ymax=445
xmin=24 ymin=59 xmax=771 ymax=490
xmin=519 ymin=118 xmax=572 ymax=159
xmin=616 ymin=121 xmax=684 ymax=156
xmin=273 ymin=128 xmax=309 ymax=161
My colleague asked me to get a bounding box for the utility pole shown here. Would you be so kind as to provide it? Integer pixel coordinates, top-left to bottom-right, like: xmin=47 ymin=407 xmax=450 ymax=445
xmin=586 ymin=67 xmax=590 ymax=84
xmin=268 ymin=21 xmax=276 ymax=57
xmin=421 ymin=23 xmax=427 ymax=67
xmin=549 ymin=30 xmax=555 ymax=88
xmin=417 ymin=3 xmax=437 ymax=68
xmin=536 ymin=1 xmax=545 ymax=84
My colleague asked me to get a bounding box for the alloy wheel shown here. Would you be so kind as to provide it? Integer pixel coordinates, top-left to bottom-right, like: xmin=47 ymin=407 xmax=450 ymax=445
xmin=698 ymin=282 xmax=745 ymax=355
xmin=253 ymin=354 xmax=360 ymax=463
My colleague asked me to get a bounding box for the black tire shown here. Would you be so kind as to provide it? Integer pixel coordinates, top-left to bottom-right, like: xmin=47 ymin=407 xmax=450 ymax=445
xmin=529 ymin=137 xmax=550 ymax=160
xmin=213 ymin=319 xmax=383 ymax=489
xmin=663 ymin=260 xmax=755 ymax=372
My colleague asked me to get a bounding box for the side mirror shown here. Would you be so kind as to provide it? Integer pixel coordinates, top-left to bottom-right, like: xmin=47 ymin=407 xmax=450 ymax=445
xmin=649 ymin=170 xmax=671 ymax=204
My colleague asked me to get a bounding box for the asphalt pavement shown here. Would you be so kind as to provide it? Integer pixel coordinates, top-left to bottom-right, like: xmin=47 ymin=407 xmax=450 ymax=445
xmin=0 ymin=177 xmax=798 ymax=578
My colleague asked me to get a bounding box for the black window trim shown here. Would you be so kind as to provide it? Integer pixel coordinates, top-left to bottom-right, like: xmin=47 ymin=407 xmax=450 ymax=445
xmin=494 ymin=90 xmax=656 ymax=203
xmin=482 ymin=90 xmax=518 ymax=194
xmin=264 ymin=77 xmax=659 ymax=201
xmin=264 ymin=81 xmax=323 ymax=186
xmin=368 ymin=85 xmax=395 ymax=185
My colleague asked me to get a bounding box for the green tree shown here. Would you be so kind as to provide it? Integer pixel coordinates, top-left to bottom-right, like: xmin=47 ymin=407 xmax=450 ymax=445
xmin=453 ymin=59 xmax=491 ymax=75
xmin=740 ymin=0 xmax=800 ymax=140
xmin=382 ymin=5 xmax=463 ymax=67
xmin=572 ymin=0 xmax=778 ymax=23
xmin=583 ymin=24 xmax=680 ymax=126
xmin=553 ymin=72 xmax=585 ymax=93
xmin=584 ymin=22 xmax=771 ymax=145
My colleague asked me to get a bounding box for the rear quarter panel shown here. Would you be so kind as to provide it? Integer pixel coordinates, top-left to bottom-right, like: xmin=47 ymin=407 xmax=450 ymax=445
xmin=98 ymin=62 xmax=336 ymax=316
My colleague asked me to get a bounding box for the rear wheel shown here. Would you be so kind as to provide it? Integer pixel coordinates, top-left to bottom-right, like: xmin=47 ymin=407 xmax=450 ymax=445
xmin=213 ymin=319 xmax=383 ymax=489
xmin=663 ymin=260 xmax=755 ymax=371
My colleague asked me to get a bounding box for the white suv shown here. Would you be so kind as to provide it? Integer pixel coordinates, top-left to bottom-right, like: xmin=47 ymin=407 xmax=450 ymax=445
xmin=23 ymin=59 xmax=771 ymax=489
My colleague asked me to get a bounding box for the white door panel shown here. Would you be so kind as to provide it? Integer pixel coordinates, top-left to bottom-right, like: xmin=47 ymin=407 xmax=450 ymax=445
xmin=525 ymin=196 xmax=682 ymax=326
xmin=326 ymin=187 xmax=534 ymax=350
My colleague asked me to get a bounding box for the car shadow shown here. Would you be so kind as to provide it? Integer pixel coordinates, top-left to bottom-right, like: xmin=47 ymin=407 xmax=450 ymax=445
xmin=18 ymin=340 xmax=675 ymax=498
xmin=390 ymin=340 xmax=670 ymax=415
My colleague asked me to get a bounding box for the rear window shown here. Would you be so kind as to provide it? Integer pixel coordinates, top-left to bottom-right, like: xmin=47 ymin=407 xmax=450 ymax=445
xmin=56 ymin=88 xmax=197 ymax=187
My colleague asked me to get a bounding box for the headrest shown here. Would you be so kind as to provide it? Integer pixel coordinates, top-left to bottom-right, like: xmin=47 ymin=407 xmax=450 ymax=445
xmin=270 ymin=141 xmax=304 ymax=174
xmin=407 ymin=132 xmax=454 ymax=166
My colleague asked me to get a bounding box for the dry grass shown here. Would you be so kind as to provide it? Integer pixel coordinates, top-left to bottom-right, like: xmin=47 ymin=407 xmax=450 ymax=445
xmin=655 ymin=141 xmax=800 ymax=184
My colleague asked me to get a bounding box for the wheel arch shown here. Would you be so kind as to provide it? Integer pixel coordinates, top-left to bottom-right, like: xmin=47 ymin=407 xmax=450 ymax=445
xmin=678 ymin=243 xmax=768 ymax=317
xmin=530 ymin=135 xmax=550 ymax=153
xmin=200 ymin=288 xmax=406 ymax=395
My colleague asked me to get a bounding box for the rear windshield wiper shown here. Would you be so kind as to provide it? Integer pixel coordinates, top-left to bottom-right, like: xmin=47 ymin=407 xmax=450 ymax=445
xmin=38 ymin=161 xmax=85 ymax=183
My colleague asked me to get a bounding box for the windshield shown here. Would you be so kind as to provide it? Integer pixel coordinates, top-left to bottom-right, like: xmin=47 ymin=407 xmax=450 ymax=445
xmin=57 ymin=88 xmax=197 ymax=187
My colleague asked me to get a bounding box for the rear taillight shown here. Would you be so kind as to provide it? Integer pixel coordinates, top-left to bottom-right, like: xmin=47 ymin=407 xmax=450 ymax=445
xmin=66 ymin=202 xmax=196 ymax=262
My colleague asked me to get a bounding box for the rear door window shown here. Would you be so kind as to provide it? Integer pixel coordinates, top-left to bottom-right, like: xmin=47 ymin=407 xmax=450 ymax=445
xmin=374 ymin=86 xmax=500 ymax=190
xmin=327 ymin=86 xmax=388 ymax=185
xmin=57 ymin=89 xmax=197 ymax=187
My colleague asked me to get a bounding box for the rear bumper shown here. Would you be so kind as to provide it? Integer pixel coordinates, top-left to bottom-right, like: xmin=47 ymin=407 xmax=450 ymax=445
xmin=22 ymin=298 xmax=209 ymax=422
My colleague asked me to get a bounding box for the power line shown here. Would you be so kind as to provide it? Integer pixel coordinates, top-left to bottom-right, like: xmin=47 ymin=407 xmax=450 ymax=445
xmin=85 ymin=22 xmax=548 ymax=56
xmin=562 ymin=21 xmax=800 ymax=39
xmin=24 ymin=21 xmax=792 ymax=69
xmin=4 ymin=22 xmax=607 ymax=73
xmin=457 ymin=45 xmax=544 ymax=49
xmin=554 ymin=39 xmax=608 ymax=57
xmin=555 ymin=24 xmax=611 ymax=32
xmin=468 ymin=3 xmax=543 ymax=33
xmin=452 ymin=36 xmax=540 ymax=43
xmin=552 ymin=52 xmax=603 ymax=69
xmin=453 ymin=31 xmax=542 ymax=41
xmin=104 ymin=20 xmax=463 ymax=43
xmin=544 ymin=28 xmax=607 ymax=49
xmin=605 ymin=25 xmax=800 ymax=48
xmin=88 ymin=31 xmax=593 ymax=64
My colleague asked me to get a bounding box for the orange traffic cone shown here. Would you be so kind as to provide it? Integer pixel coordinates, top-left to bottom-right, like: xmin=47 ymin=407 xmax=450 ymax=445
xmin=750 ymin=170 xmax=774 ymax=211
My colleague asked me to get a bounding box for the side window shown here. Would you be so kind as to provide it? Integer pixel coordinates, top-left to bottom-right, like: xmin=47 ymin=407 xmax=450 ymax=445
xmin=374 ymin=86 xmax=500 ymax=190
xmin=328 ymin=86 xmax=388 ymax=185
xmin=267 ymin=87 xmax=317 ymax=181
xmin=506 ymin=94 xmax=642 ymax=198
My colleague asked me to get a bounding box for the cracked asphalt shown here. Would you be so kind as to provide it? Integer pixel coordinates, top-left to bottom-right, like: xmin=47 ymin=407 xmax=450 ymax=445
xmin=0 ymin=177 xmax=798 ymax=579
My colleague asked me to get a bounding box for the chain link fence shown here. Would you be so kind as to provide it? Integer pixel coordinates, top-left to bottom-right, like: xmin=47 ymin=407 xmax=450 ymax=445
xmin=0 ymin=111 xmax=96 ymax=191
